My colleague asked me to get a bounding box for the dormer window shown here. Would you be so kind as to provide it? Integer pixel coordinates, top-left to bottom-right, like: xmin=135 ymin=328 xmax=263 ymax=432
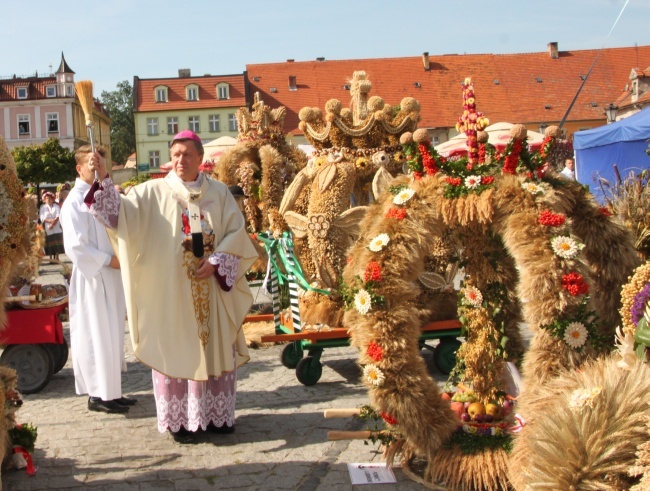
xmin=155 ymin=86 xmax=168 ymax=103
xmin=46 ymin=86 xmax=56 ymax=98
xmin=186 ymin=85 xmax=199 ymax=101
xmin=17 ymin=87 xmax=28 ymax=99
xmin=217 ymin=83 xmax=230 ymax=100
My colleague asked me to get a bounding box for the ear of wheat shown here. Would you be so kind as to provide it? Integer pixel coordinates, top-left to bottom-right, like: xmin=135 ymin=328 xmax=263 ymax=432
xmin=75 ymin=80 xmax=98 ymax=180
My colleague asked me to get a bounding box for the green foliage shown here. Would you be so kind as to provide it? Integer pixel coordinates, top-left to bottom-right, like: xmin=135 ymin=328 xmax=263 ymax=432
xmin=12 ymin=138 xmax=76 ymax=185
xmin=120 ymin=173 xmax=152 ymax=188
xmin=101 ymin=81 xmax=136 ymax=166
xmin=9 ymin=423 xmax=38 ymax=453
xmin=445 ymin=429 xmax=512 ymax=455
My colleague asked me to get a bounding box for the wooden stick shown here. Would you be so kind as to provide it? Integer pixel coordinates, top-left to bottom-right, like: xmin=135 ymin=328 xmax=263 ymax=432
xmin=3 ymin=295 xmax=37 ymax=303
xmin=75 ymin=80 xmax=98 ymax=179
xmin=324 ymin=408 xmax=361 ymax=419
xmin=327 ymin=430 xmax=374 ymax=441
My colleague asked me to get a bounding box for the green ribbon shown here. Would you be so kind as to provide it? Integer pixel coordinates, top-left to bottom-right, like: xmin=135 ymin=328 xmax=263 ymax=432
xmin=257 ymin=231 xmax=330 ymax=296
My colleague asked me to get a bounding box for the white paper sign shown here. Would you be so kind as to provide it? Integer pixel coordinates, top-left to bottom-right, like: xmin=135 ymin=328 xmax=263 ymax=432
xmin=347 ymin=463 xmax=396 ymax=485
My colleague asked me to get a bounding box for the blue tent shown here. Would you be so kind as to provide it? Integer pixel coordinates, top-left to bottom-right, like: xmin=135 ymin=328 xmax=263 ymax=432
xmin=574 ymin=107 xmax=650 ymax=200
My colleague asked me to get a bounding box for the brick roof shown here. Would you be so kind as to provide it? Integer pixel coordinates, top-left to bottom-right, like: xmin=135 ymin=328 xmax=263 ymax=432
xmin=134 ymin=74 xmax=247 ymax=112
xmin=246 ymin=45 xmax=650 ymax=134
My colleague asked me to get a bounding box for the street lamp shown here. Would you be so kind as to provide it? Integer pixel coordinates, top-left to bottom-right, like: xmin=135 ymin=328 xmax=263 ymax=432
xmin=539 ymin=123 xmax=548 ymax=134
xmin=605 ymin=103 xmax=618 ymax=124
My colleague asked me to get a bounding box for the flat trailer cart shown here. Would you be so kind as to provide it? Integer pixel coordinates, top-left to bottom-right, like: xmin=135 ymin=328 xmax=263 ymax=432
xmin=261 ymin=316 xmax=462 ymax=386
xmin=0 ymin=301 xmax=68 ymax=394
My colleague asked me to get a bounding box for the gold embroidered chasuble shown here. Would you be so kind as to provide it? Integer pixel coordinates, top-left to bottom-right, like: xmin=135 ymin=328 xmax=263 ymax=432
xmin=109 ymin=173 xmax=258 ymax=381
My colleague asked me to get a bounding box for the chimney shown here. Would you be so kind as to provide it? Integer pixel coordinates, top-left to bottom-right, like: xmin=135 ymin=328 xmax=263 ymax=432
xmin=316 ymin=57 xmax=325 ymax=62
xmin=178 ymin=68 xmax=191 ymax=77
xmin=422 ymin=52 xmax=430 ymax=71
xmin=547 ymin=42 xmax=558 ymax=59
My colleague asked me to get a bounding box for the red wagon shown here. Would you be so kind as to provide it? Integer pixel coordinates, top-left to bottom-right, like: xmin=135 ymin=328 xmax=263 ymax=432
xmin=0 ymin=302 xmax=68 ymax=394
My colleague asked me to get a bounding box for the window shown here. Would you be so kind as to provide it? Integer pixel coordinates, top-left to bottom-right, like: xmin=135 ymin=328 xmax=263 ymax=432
xmin=46 ymin=113 xmax=59 ymax=133
xmin=156 ymin=87 xmax=168 ymax=102
xmin=18 ymin=115 xmax=30 ymax=135
xmin=66 ymin=85 xmax=73 ymax=97
xmin=147 ymin=118 xmax=159 ymax=136
xmin=189 ymin=116 xmax=200 ymax=133
xmin=149 ymin=150 xmax=160 ymax=168
xmin=209 ymin=115 xmax=220 ymax=132
xmin=186 ymin=86 xmax=198 ymax=101
xmin=228 ymin=113 xmax=237 ymax=132
xmin=167 ymin=117 xmax=178 ymax=135
xmin=46 ymin=86 xmax=56 ymax=98
xmin=217 ymin=84 xmax=229 ymax=100
xmin=17 ymin=87 xmax=28 ymax=99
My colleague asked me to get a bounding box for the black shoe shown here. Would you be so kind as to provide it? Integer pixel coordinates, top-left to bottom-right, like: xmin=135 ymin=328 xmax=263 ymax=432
xmin=169 ymin=428 xmax=198 ymax=444
xmin=88 ymin=397 xmax=129 ymax=414
xmin=207 ymin=422 xmax=235 ymax=434
xmin=113 ymin=396 xmax=137 ymax=406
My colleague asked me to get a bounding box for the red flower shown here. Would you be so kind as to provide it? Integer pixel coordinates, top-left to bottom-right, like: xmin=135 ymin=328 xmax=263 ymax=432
xmin=598 ymin=206 xmax=613 ymax=217
xmin=502 ymin=140 xmax=522 ymax=175
xmin=478 ymin=144 xmax=486 ymax=164
xmin=413 ymin=171 xmax=423 ymax=180
xmin=445 ymin=177 xmax=462 ymax=186
xmin=367 ymin=342 xmax=383 ymax=361
xmin=480 ymin=176 xmax=494 ymax=185
xmin=385 ymin=208 xmax=407 ymax=220
xmin=364 ymin=261 xmax=382 ymax=282
xmin=538 ymin=210 xmax=566 ymax=227
xmin=419 ymin=144 xmax=439 ymax=176
xmin=381 ymin=412 xmax=398 ymax=426
xmin=562 ymin=272 xmax=590 ymax=296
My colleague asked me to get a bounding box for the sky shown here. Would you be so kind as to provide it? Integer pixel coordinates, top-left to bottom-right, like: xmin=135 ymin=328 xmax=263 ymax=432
xmin=2 ymin=0 xmax=648 ymax=97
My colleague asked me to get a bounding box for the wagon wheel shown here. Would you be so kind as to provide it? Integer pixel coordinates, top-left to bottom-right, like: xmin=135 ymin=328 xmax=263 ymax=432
xmin=433 ymin=338 xmax=462 ymax=375
xmin=44 ymin=340 xmax=69 ymax=374
xmin=295 ymin=356 xmax=322 ymax=386
xmin=280 ymin=342 xmax=303 ymax=369
xmin=0 ymin=344 xmax=54 ymax=394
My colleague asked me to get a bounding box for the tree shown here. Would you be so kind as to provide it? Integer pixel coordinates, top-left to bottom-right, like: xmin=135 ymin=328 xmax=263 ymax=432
xmin=101 ymin=80 xmax=136 ymax=166
xmin=12 ymin=138 xmax=76 ymax=198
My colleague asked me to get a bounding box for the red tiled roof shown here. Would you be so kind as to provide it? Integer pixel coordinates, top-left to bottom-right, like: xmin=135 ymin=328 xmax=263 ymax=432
xmin=134 ymin=74 xmax=247 ymax=112
xmin=246 ymin=45 xmax=650 ymax=134
xmin=0 ymin=77 xmax=57 ymax=101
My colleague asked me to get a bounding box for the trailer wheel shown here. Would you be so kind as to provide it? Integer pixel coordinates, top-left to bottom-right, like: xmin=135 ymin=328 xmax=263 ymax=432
xmin=433 ymin=339 xmax=462 ymax=375
xmin=296 ymin=356 xmax=322 ymax=386
xmin=281 ymin=342 xmax=304 ymax=369
xmin=0 ymin=344 xmax=54 ymax=394
xmin=44 ymin=340 xmax=69 ymax=374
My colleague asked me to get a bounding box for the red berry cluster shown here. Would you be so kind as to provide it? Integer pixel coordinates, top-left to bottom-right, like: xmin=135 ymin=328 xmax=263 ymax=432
xmin=385 ymin=208 xmax=407 ymax=220
xmin=367 ymin=342 xmax=383 ymax=361
xmin=561 ymin=272 xmax=590 ymax=296
xmin=445 ymin=177 xmax=462 ymax=186
xmin=502 ymin=140 xmax=522 ymax=175
xmin=380 ymin=411 xmax=398 ymax=425
xmin=481 ymin=176 xmax=495 ymax=185
xmin=538 ymin=210 xmax=566 ymax=227
xmin=478 ymin=144 xmax=486 ymax=164
xmin=419 ymin=144 xmax=439 ymax=176
xmin=364 ymin=261 xmax=382 ymax=282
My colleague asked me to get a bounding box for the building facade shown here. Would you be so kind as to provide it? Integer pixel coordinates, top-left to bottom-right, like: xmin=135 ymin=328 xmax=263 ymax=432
xmin=133 ymin=70 xmax=246 ymax=173
xmin=0 ymin=53 xmax=111 ymax=160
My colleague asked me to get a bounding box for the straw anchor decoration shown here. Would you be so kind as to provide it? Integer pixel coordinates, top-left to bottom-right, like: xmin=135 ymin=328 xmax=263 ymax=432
xmin=75 ymin=80 xmax=103 ymax=203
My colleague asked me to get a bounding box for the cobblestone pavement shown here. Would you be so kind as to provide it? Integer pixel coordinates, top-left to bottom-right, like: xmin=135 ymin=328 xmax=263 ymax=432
xmin=3 ymin=259 xmax=441 ymax=490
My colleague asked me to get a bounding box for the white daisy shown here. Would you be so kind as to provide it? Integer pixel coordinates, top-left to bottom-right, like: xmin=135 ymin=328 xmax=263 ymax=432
xmin=354 ymin=289 xmax=372 ymax=315
xmin=521 ymin=182 xmax=545 ymax=195
xmin=362 ymin=364 xmax=385 ymax=386
xmin=464 ymin=175 xmax=482 ymax=189
xmin=369 ymin=233 xmax=390 ymax=252
xmin=393 ymin=188 xmax=415 ymax=205
xmin=551 ymin=236 xmax=582 ymax=259
xmin=563 ymin=322 xmax=588 ymax=348
xmin=462 ymin=286 xmax=483 ymax=308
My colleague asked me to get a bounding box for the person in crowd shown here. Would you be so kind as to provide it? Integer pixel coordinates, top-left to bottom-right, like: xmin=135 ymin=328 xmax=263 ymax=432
xmin=560 ymin=158 xmax=576 ymax=180
xmin=56 ymin=182 xmax=71 ymax=206
xmin=84 ymin=130 xmax=257 ymax=443
xmin=39 ymin=191 xmax=65 ymax=261
xmin=59 ymin=145 xmax=135 ymax=415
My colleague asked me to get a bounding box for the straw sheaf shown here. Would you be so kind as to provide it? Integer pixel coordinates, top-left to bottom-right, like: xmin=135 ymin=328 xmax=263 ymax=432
xmin=259 ymin=144 xmax=286 ymax=231
xmin=509 ymin=356 xmax=650 ymax=490
xmin=630 ymin=408 xmax=650 ymax=490
xmin=0 ymin=136 xmax=30 ymax=329
xmin=424 ymin=446 xmax=510 ymax=491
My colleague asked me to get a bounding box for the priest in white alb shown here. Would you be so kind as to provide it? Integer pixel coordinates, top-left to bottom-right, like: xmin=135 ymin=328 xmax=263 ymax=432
xmin=85 ymin=130 xmax=258 ymax=443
